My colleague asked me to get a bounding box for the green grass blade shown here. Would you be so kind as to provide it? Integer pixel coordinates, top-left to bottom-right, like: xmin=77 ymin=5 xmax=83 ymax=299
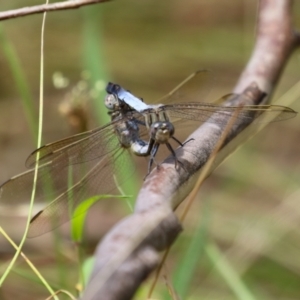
xmin=81 ymin=7 xmax=139 ymax=207
xmin=205 ymin=242 xmax=257 ymax=300
xmin=82 ymin=6 xmax=109 ymax=124
xmin=172 ymin=203 xmax=210 ymax=299
xmin=0 ymin=25 xmax=37 ymax=141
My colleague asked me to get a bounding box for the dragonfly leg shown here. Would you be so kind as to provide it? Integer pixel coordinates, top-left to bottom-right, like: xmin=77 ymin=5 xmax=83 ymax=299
xmin=165 ymin=142 xmax=186 ymax=172
xmin=171 ymin=136 xmax=195 ymax=147
xmin=144 ymin=142 xmax=160 ymax=178
xmin=182 ymin=137 xmax=195 ymax=146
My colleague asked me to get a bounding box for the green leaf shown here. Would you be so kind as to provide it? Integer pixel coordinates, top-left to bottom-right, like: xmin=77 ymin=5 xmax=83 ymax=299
xmin=82 ymin=256 xmax=95 ymax=286
xmin=71 ymin=194 xmax=129 ymax=242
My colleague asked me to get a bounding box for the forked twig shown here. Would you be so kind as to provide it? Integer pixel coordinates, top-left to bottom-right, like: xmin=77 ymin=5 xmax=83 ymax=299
xmin=81 ymin=0 xmax=300 ymax=299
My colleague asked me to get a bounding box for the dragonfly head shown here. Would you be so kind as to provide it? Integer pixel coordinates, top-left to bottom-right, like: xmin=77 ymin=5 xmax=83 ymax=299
xmin=150 ymin=121 xmax=174 ymax=144
xmin=105 ymin=94 xmax=120 ymax=111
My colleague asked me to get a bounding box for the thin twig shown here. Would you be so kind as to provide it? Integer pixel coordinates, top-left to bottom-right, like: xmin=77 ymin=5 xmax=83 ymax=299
xmin=0 ymin=0 xmax=110 ymax=21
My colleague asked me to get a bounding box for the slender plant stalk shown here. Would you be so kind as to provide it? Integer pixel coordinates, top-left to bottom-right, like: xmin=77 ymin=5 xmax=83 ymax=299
xmin=0 ymin=227 xmax=59 ymax=297
xmin=45 ymin=289 xmax=77 ymax=300
xmin=0 ymin=3 xmax=59 ymax=300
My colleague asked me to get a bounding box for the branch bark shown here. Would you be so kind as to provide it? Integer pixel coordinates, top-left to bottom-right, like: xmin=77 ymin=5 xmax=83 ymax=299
xmin=0 ymin=0 xmax=110 ymax=21
xmin=81 ymin=0 xmax=300 ymax=299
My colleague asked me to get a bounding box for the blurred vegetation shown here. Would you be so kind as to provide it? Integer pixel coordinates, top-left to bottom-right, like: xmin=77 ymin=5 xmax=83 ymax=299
xmin=0 ymin=0 xmax=300 ymax=300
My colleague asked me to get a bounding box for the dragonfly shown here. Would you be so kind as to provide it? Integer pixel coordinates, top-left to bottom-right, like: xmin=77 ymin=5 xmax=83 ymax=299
xmin=0 ymin=71 xmax=297 ymax=237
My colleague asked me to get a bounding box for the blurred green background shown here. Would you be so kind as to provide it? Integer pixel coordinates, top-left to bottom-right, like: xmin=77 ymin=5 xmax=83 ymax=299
xmin=0 ymin=0 xmax=300 ymax=299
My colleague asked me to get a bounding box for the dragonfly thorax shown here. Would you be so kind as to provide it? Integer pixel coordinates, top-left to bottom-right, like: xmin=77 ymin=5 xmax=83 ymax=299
xmin=144 ymin=107 xmax=169 ymax=128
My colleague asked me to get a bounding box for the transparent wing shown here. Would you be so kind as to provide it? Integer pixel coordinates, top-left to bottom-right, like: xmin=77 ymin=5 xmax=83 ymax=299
xmin=25 ymin=120 xmax=121 ymax=168
xmin=28 ymin=148 xmax=134 ymax=237
xmin=163 ymin=102 xmax=297 ymax=125
xmin=0 ymin=118 xmax=138 ymax=236
xmin=145 ymin=100 xmax=296 ymax=172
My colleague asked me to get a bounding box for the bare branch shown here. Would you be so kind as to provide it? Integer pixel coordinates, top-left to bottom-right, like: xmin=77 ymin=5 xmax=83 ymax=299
xmin=233 ymin=0 xmax=296 ymax=95
xmin=0 ymin=0 xmax=110 ymax=21
xmin=82 ymin=0 xmax=299 ymax=299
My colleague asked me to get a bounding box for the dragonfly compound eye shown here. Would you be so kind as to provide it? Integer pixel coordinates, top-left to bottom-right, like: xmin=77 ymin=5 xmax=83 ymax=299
xmin=105 ymin=94 xmax=119 ymax=110
xmin=150 ymin=122 xmax=175 ymax=144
